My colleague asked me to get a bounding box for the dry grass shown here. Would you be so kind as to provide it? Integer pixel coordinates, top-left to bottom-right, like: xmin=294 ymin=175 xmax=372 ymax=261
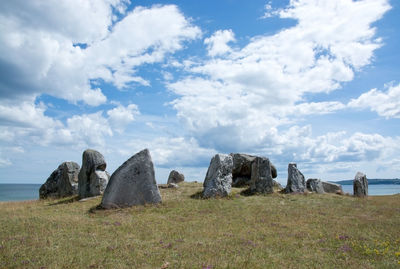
xmin=0 ymin=182 xmax=399 ymax=268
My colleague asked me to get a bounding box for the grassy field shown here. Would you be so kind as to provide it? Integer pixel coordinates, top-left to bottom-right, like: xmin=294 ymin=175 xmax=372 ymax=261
xmin=0 ymin=182 xmax=399 ymax=268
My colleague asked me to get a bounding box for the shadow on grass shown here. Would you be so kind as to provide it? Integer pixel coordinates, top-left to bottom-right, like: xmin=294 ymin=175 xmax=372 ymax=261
xmin=48 ymin=196 xmax=79 ymax=206
xmin=190 ymin=191 xmax=204 ymax=199
xmin=240 ymin=188 xmax=254 ymax=196
xmin=88 ymin=204 xmax=106 ymax=214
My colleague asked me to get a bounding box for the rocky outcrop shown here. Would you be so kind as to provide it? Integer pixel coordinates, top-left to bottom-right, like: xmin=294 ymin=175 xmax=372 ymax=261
xmin=231 ymin=153 xmax=277 ymax=187
xmin=283 ymin=163 xmax=306 ymax=193
xmin=353 ymin=172 xmax=368 ymax=197
xmin=167 ymin=170 xmax=185 ymax=184
xmin=249 ymin=157 xmax=273 ymax=194
xmin=39 ymin=162 xmax=80 ymax=199
xmin=306 ymin=178 xmax=325 ymax=194
xmin=203 ymin=154 xmax=233 ymax=198
xmin=78 ymin=149 xmax=109 ymax=199
xmin=101 ymin=149 xmax=162 ymax=208
xmin=321 ymin=181 xmax=343 ymax=194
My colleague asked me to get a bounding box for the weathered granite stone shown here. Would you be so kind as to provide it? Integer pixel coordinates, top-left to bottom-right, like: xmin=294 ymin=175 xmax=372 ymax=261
xmin=231 ymin=153 xmax=277 ymax=187
xmin=167 ymin=170 xmax=185 ymax=184
xmin=353 ymin=172 xmax=368 ymax=197
xmin=321 ymin=181 xmax=343 ymax=194
xmin=249 ymin=157 xmax=273 ymax=194
xmin=39 ymin=162 xmax=80 ymax=199
xmin=78 ymin=149 xmax=109 ymax=199
xmin=306 ymin=178 xmax=325 ymax=194
xmin=283 ymin=163 xmax=306 ymax=193
xmin=203 ymin=154 xmax=233 ymax=198
xmin=101 ymin=149 xmax=162 ymax=208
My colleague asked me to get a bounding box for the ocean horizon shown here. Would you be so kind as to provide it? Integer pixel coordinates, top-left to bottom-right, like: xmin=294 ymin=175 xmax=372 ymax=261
xmin=0 ymin=183 xmax=399 ymax=202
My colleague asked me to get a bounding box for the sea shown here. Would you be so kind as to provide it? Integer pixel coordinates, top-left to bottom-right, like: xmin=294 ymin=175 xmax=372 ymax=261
xmin=0 ymin=183 xmax=399 ymax=202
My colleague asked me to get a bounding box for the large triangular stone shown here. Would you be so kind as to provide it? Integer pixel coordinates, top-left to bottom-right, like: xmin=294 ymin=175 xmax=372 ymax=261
xmin=101 ymin=149 xmax=161 ymax=208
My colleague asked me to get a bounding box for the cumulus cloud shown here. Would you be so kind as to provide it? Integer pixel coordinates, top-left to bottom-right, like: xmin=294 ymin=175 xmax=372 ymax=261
xmin=204 ymin=30 xmax=235 ymax=57
xmin=169 ymin=0 xmax=390 ymax=151
xmin=348 ymin=83 xmax=400 ymax=118
xmin=107 ymin=104 xmax=140 ymax=133
xmin=0 ymin=102 xmax=141 ymax=149
xmin=0 ymin=1 xmax=201 ymax=105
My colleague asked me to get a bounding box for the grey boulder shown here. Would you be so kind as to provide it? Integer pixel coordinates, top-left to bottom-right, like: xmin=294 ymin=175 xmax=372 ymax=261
xmin=231 ymin=153 xmax=277 ymax=187
xmin=283 ymin=163 xmax=306 ymax=193
xmin=249 ymin=157 xmax=273 ymax=194
xmin=322 ymin=181 xmax=343 ymax=194
xmin=39 ymin=162 xmax=80 ymax=199
xmin=353 ymin=172 xmax=368 ymax=197
xmin=203 ymin=154 xmax=233 ymax=198
xmin=306 ymin=178 xmax=325 ymax=194
xmin=101 ymin=149 xmax=162 ymax=208
xmin=78 ymin=149 xmax=109 ymax=199
xmin=167 ymin=170 xmax=185 ymax=184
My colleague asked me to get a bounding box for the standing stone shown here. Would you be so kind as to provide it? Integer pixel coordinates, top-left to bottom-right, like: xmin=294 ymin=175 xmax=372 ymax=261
xmin=271 ymin=164 xmax=278 ymax=179
xmin=353 ymin=172 xmax=368 ymax=197
xmin=306 ymin=178 xmax=325 ymax=194
xmin=39 ymin=162 xmax=80 ymax=199
xmin=167 ymin=170 xmax=185 ymax=184
xmin=284 ymin=163 xmax=306 ymax=193
xmin=203 ymin=154 xmax=233 ymax=198
xmin=101 ymin=149 xmax=162 ymax=208
xmin=321 ymin=181 xmax=343 ymax=194
xmin=78 ymin=149 xmax=109 ymax=199
xmin=249 ymin=157 xmax=273 ymax=194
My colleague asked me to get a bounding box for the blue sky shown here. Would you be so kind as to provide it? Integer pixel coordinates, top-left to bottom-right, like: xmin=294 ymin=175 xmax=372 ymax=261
xmin=0 ymin=0 xmax=399 ymax=184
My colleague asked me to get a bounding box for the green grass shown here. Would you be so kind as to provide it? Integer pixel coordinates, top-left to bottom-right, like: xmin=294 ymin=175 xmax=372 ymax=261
xmin=0 ymin=182 xmax=399 ymax=268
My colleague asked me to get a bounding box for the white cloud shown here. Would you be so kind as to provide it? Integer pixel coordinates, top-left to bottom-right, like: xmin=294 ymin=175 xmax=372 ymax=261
xmin=204 ymin=30 xmax=235 ymax=57
xmin=107 ymin=104 xmax=139 ymax=133
xmin=0 ymin=2 xmax=201 ymax=105
xmin=348 ymin=83 xmax=400 ymax=118
xmin=168 ymin=0 xmax=390 ymax=151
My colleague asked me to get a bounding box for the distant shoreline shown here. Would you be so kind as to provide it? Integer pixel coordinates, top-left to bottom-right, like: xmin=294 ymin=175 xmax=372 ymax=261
xmin=332 ymin=179 xmax=400 ymax=185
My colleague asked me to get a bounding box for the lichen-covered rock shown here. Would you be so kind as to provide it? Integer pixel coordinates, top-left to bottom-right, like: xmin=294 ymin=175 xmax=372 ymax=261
xmin=101 ymin=149 xmax=162 ymax=208
xmin=39 ymin=162 xmax=80 ymax=199
xmin=353 ymin=172 xmax=368 ymax=197
xmin=283 ymin=163 xmax=306 ymax=193
xmin=167 ymin=170 xmax=185 ymax=184
xmin=321 ymin=181 xmax=343 ymax=194
xmin=249 ymin=157 xmax=273 ymax=194
xmin=306 ymin=178 xmax=325 ymax=194
xmin=78 ymin=149 xmax=109 ymax=199
xmin=203 ymin=154 xmax=233 ymax=198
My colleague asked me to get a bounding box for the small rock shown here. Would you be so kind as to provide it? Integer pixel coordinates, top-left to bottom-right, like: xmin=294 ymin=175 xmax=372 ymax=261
xmin=321 ymin=181 xmax=343 ymax=194
xmin=167 ymin=170 xmax=184 ymax=184
xmin=353 ymin=172 xmax=368 ymax=197
xmin=203 ymin=154 xmax=233 ymax=198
